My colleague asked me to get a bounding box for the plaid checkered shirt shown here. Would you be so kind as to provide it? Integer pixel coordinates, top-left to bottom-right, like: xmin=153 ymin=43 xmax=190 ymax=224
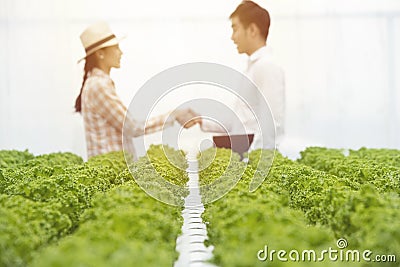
xmin=81 ymin=68 xmax=174 ymax=158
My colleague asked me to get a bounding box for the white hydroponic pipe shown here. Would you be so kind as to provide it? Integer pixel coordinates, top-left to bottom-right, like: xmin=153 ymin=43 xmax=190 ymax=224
xmin=174 ymin=150 xmax=216 ymax=267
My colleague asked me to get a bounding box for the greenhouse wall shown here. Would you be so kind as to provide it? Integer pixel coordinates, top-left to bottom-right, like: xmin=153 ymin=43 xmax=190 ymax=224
xmin=0 ymin=0 xmax=399 ymax=159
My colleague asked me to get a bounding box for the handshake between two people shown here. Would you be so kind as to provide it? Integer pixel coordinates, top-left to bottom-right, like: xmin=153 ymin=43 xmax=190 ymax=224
xmin=172 ymin=108 xmax=202 ymax=129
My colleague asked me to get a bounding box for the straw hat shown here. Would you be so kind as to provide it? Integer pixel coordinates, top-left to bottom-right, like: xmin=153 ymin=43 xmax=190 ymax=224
xmin=78 ymin=21 xmax=121 ymax=63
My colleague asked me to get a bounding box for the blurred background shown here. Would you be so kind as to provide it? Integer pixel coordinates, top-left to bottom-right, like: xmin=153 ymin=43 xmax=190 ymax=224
xmin=1 ymin=0 xmax=399 ymax=159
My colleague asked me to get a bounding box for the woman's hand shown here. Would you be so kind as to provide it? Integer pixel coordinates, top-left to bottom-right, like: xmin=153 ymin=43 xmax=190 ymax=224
xmin=173 ymin=108 xmax=202 ymax=128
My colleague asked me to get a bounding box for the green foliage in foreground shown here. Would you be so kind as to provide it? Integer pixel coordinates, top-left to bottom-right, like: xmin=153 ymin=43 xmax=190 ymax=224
xmin=0 ymin=146 xmax=187 ymax=267
xmin=298 ymin=147 xmax=400 ymax=193
xmin=201 ymin=148 xmax=400 ymax=267
xmin=2 ymin=145 xmax=399 ymax=267
xmin=0 ymin=150 xmax=35 ymax=168
xmin=131 ymin=144 xmax=189 ymax=206
xmin=31 ymin=182 xmax=182 ymax=267
xmin=349 ymin=147 xmax=400 ymax=168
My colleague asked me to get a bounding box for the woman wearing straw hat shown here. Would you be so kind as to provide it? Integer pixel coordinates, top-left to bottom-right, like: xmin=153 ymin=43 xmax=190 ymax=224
xmin=75 ymin=21 xmax=196 ymax=158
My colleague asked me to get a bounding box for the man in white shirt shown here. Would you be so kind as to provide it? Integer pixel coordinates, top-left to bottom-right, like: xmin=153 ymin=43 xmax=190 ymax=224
xmin=198 ymin=1 xmax=285 ymax=150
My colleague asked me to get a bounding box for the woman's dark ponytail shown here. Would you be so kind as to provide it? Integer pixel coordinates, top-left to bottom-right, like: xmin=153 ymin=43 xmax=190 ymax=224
xmin=75 ymin=54 xmax=97 ymax=113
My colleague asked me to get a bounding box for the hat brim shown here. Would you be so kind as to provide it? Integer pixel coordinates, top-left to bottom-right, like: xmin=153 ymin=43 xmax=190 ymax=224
xmin=77 ymin=36 xmax=125 ymax=64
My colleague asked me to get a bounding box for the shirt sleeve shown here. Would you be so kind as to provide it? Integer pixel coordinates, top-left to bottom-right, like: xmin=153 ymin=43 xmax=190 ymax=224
xmin=87 ymin=78 xmax=175 ymax=138
xmin=142 ymin=111 xmax=175 ymax=135
xmin=200 ymin=119 xmax=228 ymax=133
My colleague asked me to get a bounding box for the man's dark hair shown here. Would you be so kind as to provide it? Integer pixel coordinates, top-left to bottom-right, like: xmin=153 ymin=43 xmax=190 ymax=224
xmin=230 ymin=1 xmax=271 ymax=40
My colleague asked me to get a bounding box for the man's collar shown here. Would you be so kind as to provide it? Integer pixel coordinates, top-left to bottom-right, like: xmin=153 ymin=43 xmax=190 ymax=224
xmin=249 ymin=46 xmax=267 ymax=63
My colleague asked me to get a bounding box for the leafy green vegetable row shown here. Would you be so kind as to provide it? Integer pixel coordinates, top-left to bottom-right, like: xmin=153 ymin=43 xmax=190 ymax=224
xmin=298 ymin=147 xmax=400 ymax=193
xmin=0 ymin=151 xmax=128 ymax=266
xmin=0 ymin=150 xmax=34 ymax=168
xmin=199 ymin=149 xmax=341 ymax=267
xmin=133 ymin=145 xmax=189 ymax=206
xmin=200 ymin=148 xmax=400 ymax=267
xmin=0 ymin=195 xmax=71 ymax=267
xmin=0 ymin=145 xmax=188 ymax=267
xmin=198 ymin=148 xmax=247 ymax=204
xmin=31 ymin=181 xmax=183 ymax=267
xmin=251 ymin=149 xmax=400 ymax=258
xmin=350 ymin=147 xmax=400 ymax=168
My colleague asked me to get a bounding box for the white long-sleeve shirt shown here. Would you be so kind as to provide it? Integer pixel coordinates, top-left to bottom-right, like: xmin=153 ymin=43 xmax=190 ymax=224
xmin=201 ymin=46 xmax=285 ymax=149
